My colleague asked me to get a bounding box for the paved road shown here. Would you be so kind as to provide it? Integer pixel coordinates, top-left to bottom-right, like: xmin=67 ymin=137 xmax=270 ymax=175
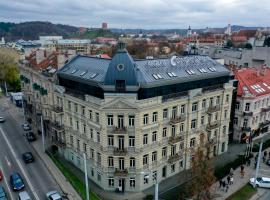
xmin=0 ymin=98 xmax=60 ymax=200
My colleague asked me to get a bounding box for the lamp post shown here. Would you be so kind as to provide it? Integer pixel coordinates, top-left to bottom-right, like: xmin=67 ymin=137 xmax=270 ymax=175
xmin=83 ymin=153 xmax=90 ymax=200
xmin=141 ymin=171 xmax=159 ymax=200
xmin=37 ymin=113 xmax=45 ymax=153
xmin=21 ymin=93 xmax=26 ymax=124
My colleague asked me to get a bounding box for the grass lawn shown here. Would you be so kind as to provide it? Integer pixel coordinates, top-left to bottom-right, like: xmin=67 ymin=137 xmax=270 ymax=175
xmin=49 ymin=154 xmax=100 ymax=200
xmin=226 ymin=184 xmax=257 ymax=200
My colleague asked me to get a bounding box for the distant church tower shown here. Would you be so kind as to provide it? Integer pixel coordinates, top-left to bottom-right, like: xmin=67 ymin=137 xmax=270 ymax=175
xmin=225 ymin=23 xmax=232 ymax=36
xmin=187 ymin=25 xmax=192 ymax=37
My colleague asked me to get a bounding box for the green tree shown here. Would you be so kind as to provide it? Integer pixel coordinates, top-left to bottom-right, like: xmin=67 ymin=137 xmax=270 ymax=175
xmin=245 ymin=43 xmax=253 ymax=49
xmin=226 ymin=39 xmax=233 ymax=48
xmin=0 ymin=48 xmax=21 ymax=91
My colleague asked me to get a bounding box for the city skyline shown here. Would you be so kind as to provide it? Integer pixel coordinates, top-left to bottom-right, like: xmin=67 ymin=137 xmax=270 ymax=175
xmin=0 ymin=0 xmax=270 ymax=29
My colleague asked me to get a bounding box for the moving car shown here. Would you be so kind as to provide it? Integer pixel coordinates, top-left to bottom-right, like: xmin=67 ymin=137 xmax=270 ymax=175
xmin=46 ymin=191 xmax=62 ymax=200
xmin=0 ymin=117 xmax=5 ymax=123
xmin=0 ymin=186 xmax=7 ymax=200
xmin=249 ymin=177 xmax=270 ymax=188
xmin=26 ymin=132 xmax=36 ymax=142
xmin=18 ymin=191 xmax=31 ymax=200
xmin=22 ymin=152 xmax=35 ymax=164
xmin=10 ymin=172 xmax=25 ymax=191
xmin=22 ymin=123 xmax=31 ymax=131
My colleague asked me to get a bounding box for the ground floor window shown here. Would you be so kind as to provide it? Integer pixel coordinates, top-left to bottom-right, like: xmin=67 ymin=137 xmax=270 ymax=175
xmin=130 ymin=178 xmax=135 ymax=188
xmin=221 ymin=142 xmax=225 ymax=152
xmin=97 ymin=172 xmax=101 ymax=182
xmin=171 ymin=164 xmax=175 ymax=173
xmin=108 ymin=178 xmax=114 ymax=187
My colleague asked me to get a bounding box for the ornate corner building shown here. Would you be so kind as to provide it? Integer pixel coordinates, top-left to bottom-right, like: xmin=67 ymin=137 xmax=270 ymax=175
xmin=19 ymin=43 xmax=234 ymax=193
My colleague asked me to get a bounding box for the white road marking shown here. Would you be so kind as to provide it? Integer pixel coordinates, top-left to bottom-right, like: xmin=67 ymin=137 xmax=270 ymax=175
xmin=0 ymin=127 xmax=40 ymax=200
xmin=0 ymin=161 xmax=14 ymax=200
xmin=5 ymin=156 xmax=11 ymax=167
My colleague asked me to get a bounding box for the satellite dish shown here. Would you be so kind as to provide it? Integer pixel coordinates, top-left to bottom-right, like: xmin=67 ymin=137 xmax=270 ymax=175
xmin=170 ymin=55 xmax=177 ymax=66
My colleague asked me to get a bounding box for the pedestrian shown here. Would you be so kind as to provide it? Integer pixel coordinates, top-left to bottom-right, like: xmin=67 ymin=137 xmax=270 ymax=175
xmin=254 ymin=160 xmax=257 ymax=169
xmin=225 ymin=183 xmax=229 ymax=192
xmin=247 ymin=159 xmax=251 ymax=166
xmin=227 ymin=175 xmax=230 ymax=184
xmin=222 ymin=181 xmax=226 ymax=191
xmin=219 ymin=179 xmax=223 ymax=188
xmin=230 ymin=176 xmax=234 ymax=185
xmin=230 ymin=167 xmax=234 ymax=176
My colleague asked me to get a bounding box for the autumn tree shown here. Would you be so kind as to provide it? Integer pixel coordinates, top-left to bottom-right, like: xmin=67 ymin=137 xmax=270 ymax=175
xmin=0 ymin=48 xmax=21 ymax=91
xmin=188 ymin=147 xmax=216 ymax=200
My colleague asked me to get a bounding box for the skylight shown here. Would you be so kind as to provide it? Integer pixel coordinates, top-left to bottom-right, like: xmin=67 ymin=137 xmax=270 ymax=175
xmin=167 ymin=72 xmax=173 ymax=77
xmin=157 ymin=74 xmax=163 ymax=79
xmin=153 ymin=74 xmax=159 ymax=80
xmin=208 ymin=67 xmax=216 ymax=72
xmin=80 ymin=71 xmax=87 ymax=76
xmin=71 ymin=69 xmax=78 ymax=74
xmin=90 ymin=73 xmax=98 ymax=78
xmin=171 ymin=72 xmax=177 ymax=77
xmin=186 ymin=69 xmax=195 ymax=75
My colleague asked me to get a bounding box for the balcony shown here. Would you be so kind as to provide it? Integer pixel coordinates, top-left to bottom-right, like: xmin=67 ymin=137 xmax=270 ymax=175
xmin=242 ymin=127 xmax=251 ymax=132
xmin=52 ymin=105 xmax=64 ymax=114
xmin=51 ymin=138 xmax=66 ymax=148
xmin=168 ymin=153 xmax=183 ymax=164
xmin=262 ymin=107 xmax=270 ymax=113
xmin=206 ymin=122 xmax=220 ymax=131
xmin=207 ymin=105 xmax=220 ymax=114
xmin=243 ymin=111 xmax=253 ymax=117
xmin=113 ymin=126 xmax=127 ymax=134
xmin=113 ymin=148 xmax=127 ymax=156
xmin=51 ymin=122 xmax=65 ymax=132
xmin=206 ymin=137 xmax=217 ymax=147
xmin=169 ymin=115 xmax=186 ymax=125
xmin=168 ymin=135 xmax=184 ymax=145
xmin=114 ymin=169 xmax=128 ymax=177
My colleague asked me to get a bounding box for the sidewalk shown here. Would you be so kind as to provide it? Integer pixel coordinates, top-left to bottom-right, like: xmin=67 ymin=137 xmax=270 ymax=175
xmin=1 ymin=97 xmax=82 ymax=200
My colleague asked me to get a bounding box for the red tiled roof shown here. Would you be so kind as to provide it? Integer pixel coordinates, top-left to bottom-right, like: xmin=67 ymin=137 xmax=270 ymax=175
xmin=99 ymin=54 xmax=111 ymax=59
xmin=234 ymin=67 xmax=270 ymax=97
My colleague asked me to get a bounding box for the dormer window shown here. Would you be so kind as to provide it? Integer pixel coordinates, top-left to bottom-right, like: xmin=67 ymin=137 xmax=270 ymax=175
xmin=117 ymin=64 xmax=125 ymax=71
xmin=115 ymin=80 xmax=126 ymax=92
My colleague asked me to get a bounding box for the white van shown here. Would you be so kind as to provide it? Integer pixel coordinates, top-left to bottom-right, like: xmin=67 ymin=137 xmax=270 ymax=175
xmin=18 ymin=191 xmax=31 ymax=200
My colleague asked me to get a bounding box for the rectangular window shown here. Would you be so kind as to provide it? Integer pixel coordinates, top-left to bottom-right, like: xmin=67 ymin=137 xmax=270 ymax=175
xmin=171 ymin=164 xmax=175 ymax=173
xmin=162 ymin=147 xmax=167 ymax=158
xmin=243 ymin=118 xmax=248 ymax=128
xmin=216 ymin=96 xmax=220 ymax=105
xmin=180 ymin=123 xmax=184 ymax=132
xmin=129 ymin=136 xmax=135 ymax=147
xmin=223 ymin=126 xmax=226 ymax=134
xmin=76 ymin=121 xmax=79 ymax=130
xmin=130 ymin=178 xmax=135 ymax=188
xmin=118 ymin=115 xmax=124 ymax=128
xmin=144 ymin=175 xmax=149 ymax=184
xmin=224 ymin=110 xmax=228 ymax=119
xmin=83 ymin=143 xmax=87 ymax=153
xmin=143 ymin=155 xmax=148 ymax=165
xmin=235 ymin=102 xmax=240 ymax=110
xmin=152 ymin=131 xmax=157 ymax=142
xmin=90 ymin=129 xmax=93 ymax=139
xmin=97 ymin=173 xmax=101 ymax=182
xmin=171 ymin=145 xmax=176 ymax=156
xmin=192 ymin=102 xmax=198 ymax=112
xmin=190 ymin=138 xmax=196 ymax=147
xmin=96 ymin=113 xmax=99 ymax=123
xmin=108 ymin=178 xmax=114 ymax=187
xmin=129 ymin=115 xmax=135 ymax=127
xmin=90 ymin=149 xmax=94 ymax=159
xmin=191 ymin=119 xmax=196 ymax=129
xmin=245 ymin=103 xmax=250 ymax=111
xmin=69 ymin=117 xmax=73 ymax=126
xmin=226 ymin=94 xmax=230 ymax=103
xmin=222 ymin=142 xmax=225 ymax=152
xmin=97 ymin=153 xmax=101 ymax=164
xmin=171 ymin=125 xmax=176 ymax=137
xmin=77 ymin=139 xmax=80 ymax=151
xmin=68 ymin=101 xmax=71 ymax=110
xmin=233 ymin=118 xmax=238 ymax=125
xmin=201 ymin=116 xmax=205 ymax=125
xmin=82 ymin=106 xmax=85 ymax=115
xmin=202 ymin=99 xmax=206 ymax=108
xmin=143 ymin=134 xmax=148 ymax=145
xmin=108 ymin=157 xmax=114 ymax=167
xmin=83 ymin=124 xmax=86 ymax=133
xmin=143 ymin=114 xmax=149 ymax=125
xmin=70 ymin=135 xmax=74 ymax=147
xmin=97 ymin=132 xmax=100 ymax=143
xmin=74 ymin=103 xmax=78 ymax=112
xmin=152 ymin=112 xmax=158 ymax=122
xmin=107 ymin=115 xmax=113 ymax=126
xmin=89 ymin=110 xmax=92 ymax=119
xmin=163 ymin=109 xmax=168 ymax=119
xmin=180 ymin=105 xmax=185 ymax=114
xmin=108 ymin=136 xmax=114 ymax=146
xmin=152 ymin=151 xmax=157 ymax=162
xmin=172 ymin=106 xmax=177 ymax=118
xmin=130 ymin=157 xmax=135 ymax=167
xmin=162 ymin=127 xmax=167 ymax=137
xmin=210 ymin=98 xmax=214 ymax=106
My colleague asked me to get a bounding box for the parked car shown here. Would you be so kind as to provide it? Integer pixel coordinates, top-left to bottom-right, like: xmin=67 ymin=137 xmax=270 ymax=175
xmin=46 ymin=191 xmax=62 ymax=200
xmin=22 ymin=123 xmax=31 ymax=131
xmin=10 ymin=172 xmax=25 ymax=191
xmin=22 ymin=152 xmax=34 ymax=164
xmin=0 ymin=169 xmax=3 ymax=181
xmin=0 ymin=186 xmax=7 ymax=200
xmin=0 ymin=117 xmax=5 ymax=123
xmin=26 ymin=132 xmax=36 ymax=142
xmin=18 ymin=191 xmax=31 ymax=200
xmin=249 ymin=177 xmax=270 ymax=188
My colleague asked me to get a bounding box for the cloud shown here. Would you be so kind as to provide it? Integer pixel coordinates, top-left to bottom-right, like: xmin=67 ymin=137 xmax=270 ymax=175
xmin=0 ymin=0 xmax=269 ymax=28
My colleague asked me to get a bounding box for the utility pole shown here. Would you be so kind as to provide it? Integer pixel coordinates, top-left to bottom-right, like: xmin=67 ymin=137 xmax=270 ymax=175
xmin=83 ymin=153 xmax=90 ymax=200
xmin=4 ymin=81 xmax=8 ymax=96
xmin=154 ymin=180 xmax=159 ymax=200
xmin=253 ymin=136 xmax=263 ymax=188
xmin=40 ymin=114 xmax=46 ymax=153
xmin=21 ymin=94 xmax=26 ymax=123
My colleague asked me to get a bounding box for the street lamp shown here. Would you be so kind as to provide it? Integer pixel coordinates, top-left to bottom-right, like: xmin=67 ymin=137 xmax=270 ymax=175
xmin=141 ymin=171 xmax=159 ymax=200
xmin=37 ymin=112 xmax=46 ymax=153
xmin=83 ymin=153 xmax=90 ymax=200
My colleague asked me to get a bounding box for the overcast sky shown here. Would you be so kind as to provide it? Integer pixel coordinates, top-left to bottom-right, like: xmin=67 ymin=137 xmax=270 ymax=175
xmin=0 ymin=0 xmax=269 ymax=29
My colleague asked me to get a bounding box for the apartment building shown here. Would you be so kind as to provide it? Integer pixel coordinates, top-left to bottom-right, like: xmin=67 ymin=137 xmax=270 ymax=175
xmin=233 ymin=67 xmax=270 ymax=142
xmin=20 ymin=42 xmax=234 ymax=193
